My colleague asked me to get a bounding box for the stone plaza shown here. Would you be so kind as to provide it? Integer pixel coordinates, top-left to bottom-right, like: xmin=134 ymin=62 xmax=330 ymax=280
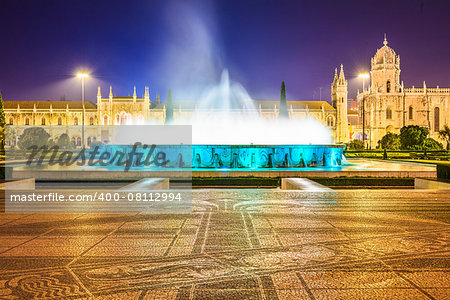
xmin=0 ymin=188 xmax=448 ymax=299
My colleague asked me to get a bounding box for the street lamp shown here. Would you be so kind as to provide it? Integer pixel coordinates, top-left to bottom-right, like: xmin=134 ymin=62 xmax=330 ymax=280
xmin=76 ymin=71 xmax=89 ymax=148
xmin=358 ymin=73 xmax=369 ymax=92
xmin=358 ymin=73 xmax=370 ymax=149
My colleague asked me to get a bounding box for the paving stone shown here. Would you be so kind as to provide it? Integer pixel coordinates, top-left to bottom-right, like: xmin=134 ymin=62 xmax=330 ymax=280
xmin=0 ymin=189 xmax=448 ymax=298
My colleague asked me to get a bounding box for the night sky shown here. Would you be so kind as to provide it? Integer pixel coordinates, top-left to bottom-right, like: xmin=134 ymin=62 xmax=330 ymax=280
xmin=1 ymin=0 xmax=449 ymax=103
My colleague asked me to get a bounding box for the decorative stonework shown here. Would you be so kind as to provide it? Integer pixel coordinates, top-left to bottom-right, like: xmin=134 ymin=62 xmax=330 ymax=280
xmin=356 ymin=38 xmax=450 ymax=148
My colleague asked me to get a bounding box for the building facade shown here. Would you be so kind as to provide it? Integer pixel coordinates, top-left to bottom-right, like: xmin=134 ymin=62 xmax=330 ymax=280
xmin=356 ymin=38 xmax=450 ymax=148
xmin=4 ymin=71 xmax=353 ymax=147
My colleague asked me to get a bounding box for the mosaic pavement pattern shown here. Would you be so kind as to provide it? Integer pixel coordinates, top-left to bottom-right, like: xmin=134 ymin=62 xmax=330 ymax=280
xmin=0 ymin=189 xmax=449 ymax=299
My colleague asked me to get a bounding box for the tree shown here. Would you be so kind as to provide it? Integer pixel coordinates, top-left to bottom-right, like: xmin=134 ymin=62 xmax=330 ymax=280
xmin=399 ymin=125 xmax=428 ymax=150
xmin=439 ymin=125 xmax=450 ymax=150
xmin=377 ymin=132 xmax=401 ymax=150
xmin=5 ymin=126 xmax=17 ymax=146
xmin=279 ymin=81 xmax=288 ymax=119
xmin=17 ymin=127 xmax=51 ymax=150
xmin=165 ymin=88 xmax=173 ymax=124
xmin=346 ymin=139 xmax=364 ymax=150
xmin=56 ymin=133 xmax=74 ymax=150
xmin=422 ymin=138 xmax=443 ymax=150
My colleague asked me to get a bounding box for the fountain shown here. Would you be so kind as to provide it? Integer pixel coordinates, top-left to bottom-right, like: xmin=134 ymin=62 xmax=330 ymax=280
xmin=97 ymin=70 xmax=345 ymax=171
xmin=90 ymin=2 xmax=345 ymax=172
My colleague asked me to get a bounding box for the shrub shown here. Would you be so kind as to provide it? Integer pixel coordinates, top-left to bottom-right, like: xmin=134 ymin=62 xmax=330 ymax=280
xmin=346 ymin=139 xmax=364 ymax=150
xmin=378 ymin=132 xmax=401 ymax=150
xmin=17 ymin=127 xmax=51 ymax=150
xmin=399 ymin=125 xmax=428 ymax=150
xmin=438 ymin=125 xmax=450 ymax=150
xmin=56 ymin=133 xmax=74 ymax=150
xmin=422 ymin=138 xmax=443 ymax=150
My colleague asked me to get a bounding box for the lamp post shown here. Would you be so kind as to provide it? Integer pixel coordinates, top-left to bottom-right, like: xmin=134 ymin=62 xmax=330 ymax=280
xmin=358 ymin=73 xmax=370 ymax=149
xmin=76 ymin=71 xmax=89 ymax=148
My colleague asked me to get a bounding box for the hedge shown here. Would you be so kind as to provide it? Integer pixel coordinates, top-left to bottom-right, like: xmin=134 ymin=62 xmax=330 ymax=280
xmin=437 ymin=164 xmax=450 ymax=180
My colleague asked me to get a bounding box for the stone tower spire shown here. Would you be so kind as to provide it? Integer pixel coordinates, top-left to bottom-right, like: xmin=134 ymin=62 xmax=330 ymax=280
xmin=144 ymin=86 xmax=150 ymax=115
xmin=370 ymin=36 xmax=400 ymax=93
xmin=331 ymin=68 xmax=338 ymax=107
xmin=96 ymin=86 xmax=102 ymax=122
xmin=144 ymin=86 xmax=149 ymax=100
xmin=109 ymin=86 xmax=113 ymax=105
xmin=97 ymin=86 xmax=101 ymax=105
xmin=332 ymin=68 xmax=338 ymax=86
xmin=133 ymin=86 xmax=137 ymax=103
xmin=331 ymin=65 xmax=349 ymax=143
xmin=338 ymin=64 xmax=345 ymax=83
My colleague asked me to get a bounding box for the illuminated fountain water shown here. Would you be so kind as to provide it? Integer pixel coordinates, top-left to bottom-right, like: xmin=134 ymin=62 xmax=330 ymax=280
xmin=93 ymin=1 xmax=345 ymax=171
xmin=171 ymin=70 xmax=343 ymax=169
xmin=175 ymin=70 xmax=332 ymax=145
xmin=102 ymin=70 xmax=345 ymax=170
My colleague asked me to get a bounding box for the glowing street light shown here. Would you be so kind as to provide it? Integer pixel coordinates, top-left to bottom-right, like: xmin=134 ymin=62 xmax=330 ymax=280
xmin=76 ymin=71 xmax=90 ymax=148
xmin=76 ymin=72 xmax=89 ymax=79
xmin=358 ymin=73 xmax=369 ymax=92
xmin=358 ymin=73 xmax=370 ymax=149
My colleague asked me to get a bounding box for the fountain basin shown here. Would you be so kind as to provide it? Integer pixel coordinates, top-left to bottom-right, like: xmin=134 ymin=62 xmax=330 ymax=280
xmin=97 ymin=144 xmax=345 ymax=170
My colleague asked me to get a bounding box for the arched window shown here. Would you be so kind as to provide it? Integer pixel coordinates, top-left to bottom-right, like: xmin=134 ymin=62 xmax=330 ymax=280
xmin=71 ymin=137 xmax=76 ymax=146
xmin=386 ymin=107 xmax=392 ymax=120
xmin=386 ymin=80 xmax=391 ymax=93
xmin=74 ymin=117 xmax=78 ymax=126
xmin=58 ymin=117 xmax=62 ymax=125
xmin=76 ymin=137 xmax=81 ymax=147
xmin=104 ymin=115 xmax=108 ymax=125
xmin=9 ymin=118 xmax=13 ymax=125
xmin=408 ymin=106 xmax=413 ymax=120
xmin=89 ymin=117 xmax=94 ymax=125
xmin=25 ymin=118 xmax=30 ymax=125
xmin=89 ymin=137 xmax=96 ymax=146
xmin=327 ymin=116 xmax=334 ymax=127
xmin=434 ymin=107 xmax=440 ymax=132
xmin=41 ymin=118 xmax=46 ymax=125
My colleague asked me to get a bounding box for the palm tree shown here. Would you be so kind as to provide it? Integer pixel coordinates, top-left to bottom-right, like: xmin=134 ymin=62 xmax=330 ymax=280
xmin=439 ymin=125 xmax=450 ymax=150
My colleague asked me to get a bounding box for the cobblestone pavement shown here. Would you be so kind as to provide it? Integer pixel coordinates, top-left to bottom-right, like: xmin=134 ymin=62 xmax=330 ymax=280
xmin=0 ymin=189 xmax=449 ymax=299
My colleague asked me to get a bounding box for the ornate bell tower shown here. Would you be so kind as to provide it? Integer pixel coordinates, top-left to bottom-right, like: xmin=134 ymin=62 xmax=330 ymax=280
xmin=331 ymin=65 xmax=349 ymax=143
xmin=370 ymin=36 xmax=401 ymax=93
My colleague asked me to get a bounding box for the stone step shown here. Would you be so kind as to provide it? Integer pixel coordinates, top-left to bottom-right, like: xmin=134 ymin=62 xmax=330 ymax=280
xmin=281 ymin=178 xmax=333 ymax=191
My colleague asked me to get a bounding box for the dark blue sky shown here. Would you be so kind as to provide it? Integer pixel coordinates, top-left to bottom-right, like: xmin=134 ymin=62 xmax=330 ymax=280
xmin=1 ymin=0 xmax=449 ymax=103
